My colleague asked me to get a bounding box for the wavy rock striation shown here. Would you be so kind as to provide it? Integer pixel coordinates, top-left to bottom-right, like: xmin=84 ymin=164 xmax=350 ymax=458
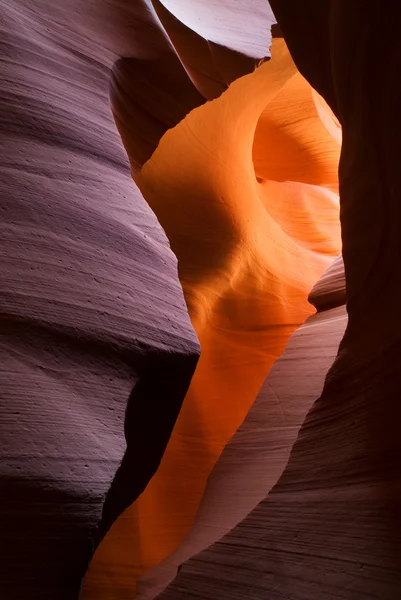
xmin=0 ymin=1 xmax=210 ymax=597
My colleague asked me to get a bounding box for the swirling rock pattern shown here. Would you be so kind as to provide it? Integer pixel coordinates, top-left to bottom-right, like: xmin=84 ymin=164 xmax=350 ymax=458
xmin=84 ymin=38 xmax=341 ymax=599
xmin=4 ymin=1 xmax=398 ymax=599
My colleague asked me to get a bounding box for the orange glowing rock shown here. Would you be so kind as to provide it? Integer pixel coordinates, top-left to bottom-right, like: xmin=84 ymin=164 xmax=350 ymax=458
xmin=82 ymin=39 xmax=341 ymax=599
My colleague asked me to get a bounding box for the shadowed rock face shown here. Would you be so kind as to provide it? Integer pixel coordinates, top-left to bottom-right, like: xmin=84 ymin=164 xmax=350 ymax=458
xmin=157 ymin=322 xmax=401 ymax=600
xmin=148 ymin=3 xmax=401 ymax=599
xmin=0 ymin=1 xmax=203 ymax=597
xmin=308 ymin=254 xmax=345 ymax=311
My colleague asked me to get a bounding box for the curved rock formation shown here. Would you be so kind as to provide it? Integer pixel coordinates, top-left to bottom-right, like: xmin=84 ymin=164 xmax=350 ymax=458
xmin=6 ymin=2 xmax=397 ymax=599
xmin=146 ymin=3 xmax=401 ymax=599
xmin=0 ymin=1 xmax=276 ymax=598
xmin=83 ymin=38 xmax=341 ymax=598
xmin=308 ymin=254 xmax=345 ymax=311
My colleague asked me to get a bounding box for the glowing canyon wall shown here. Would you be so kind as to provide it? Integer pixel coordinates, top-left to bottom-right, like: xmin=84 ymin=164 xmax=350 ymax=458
xmin=0 ymin=1 xmax=399 ymax=599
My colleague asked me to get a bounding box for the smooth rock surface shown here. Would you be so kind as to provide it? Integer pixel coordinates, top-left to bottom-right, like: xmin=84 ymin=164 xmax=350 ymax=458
xmin=85 ymin=38 xmax=341 ymax=599
xmin=308 ymin=255 xmax=345 ymax=311
xmin=138 ymin=303 xmax=347 ymax=599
